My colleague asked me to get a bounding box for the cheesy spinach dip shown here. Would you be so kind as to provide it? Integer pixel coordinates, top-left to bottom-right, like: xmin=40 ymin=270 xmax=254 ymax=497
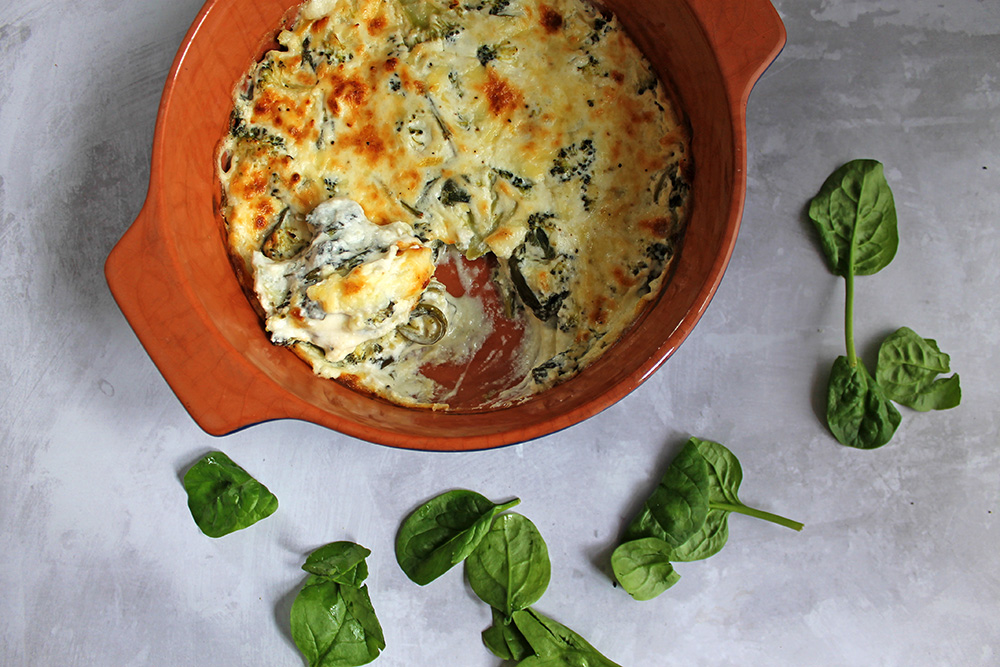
xmin=217 ymin=0 xmax=691 ymax=408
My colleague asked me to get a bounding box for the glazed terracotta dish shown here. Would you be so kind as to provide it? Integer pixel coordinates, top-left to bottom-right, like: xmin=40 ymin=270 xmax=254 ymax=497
xmin=105 ymin=0 xmax=785 ymax=450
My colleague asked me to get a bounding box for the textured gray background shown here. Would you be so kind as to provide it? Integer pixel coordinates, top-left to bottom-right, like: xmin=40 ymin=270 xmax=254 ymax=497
xmin=2 ymin=0 xmax=998 ymax=665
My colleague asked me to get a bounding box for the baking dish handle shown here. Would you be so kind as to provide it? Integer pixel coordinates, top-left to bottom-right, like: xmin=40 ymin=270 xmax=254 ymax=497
xmin=685 ymin=0 xmax=786 ymax=107
xmin=105 ymin=197 xmax=290 ymax=436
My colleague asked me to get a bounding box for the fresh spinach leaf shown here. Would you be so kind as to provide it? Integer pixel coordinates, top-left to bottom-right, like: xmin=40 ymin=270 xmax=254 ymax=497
xmin=290 ymin=577 xmax=384 ymax=667
xmin=672 ymin=438 xmax=803 ymax=560
xmin=669 ymin=436 xmax=735 ymax=561
xmin=482 ymin=607 xmax=532 ymax=662
xmin=510 ymin=608 xmax=622 ymax=667
xmin=516 ymin=652 xmax=619 ymax=667
xmin=482 ymin=619 xmax=513 ymax=661
xmin=340 ymin=585 xmax=385 ymax=652
xmin=622 ymin=439 xmax=709 ymax=548
xmin=695 ymin=438 xmax=804 ymax=530
xmin=395 ymin=489 xmax=520 ymax=585
xmin=303 ymin=541 xmax=371 ymax=586
xmin=615 ymin=438 xmax=803 ymax=599
xmin=669 ymin=509 xmax=729 ymax=563
xmin=397 ymin=488 xmax=619 ymax=664
xmin=808 ymin=159 xmax=912 ymax=448
xmin=182 ymin=451 xmax=278 ymax=538
xmin=808 ymin=158 xmax=898 ymax=277
xmin=827 ymin=355 xmax=902 ymax=449
xmin=610 ymin=537 xmax=679 ymax=600
xmin=465 ymin=512 xmax=551 ymax=616
xmin=876 ymin=326 xmax=961 ymax=411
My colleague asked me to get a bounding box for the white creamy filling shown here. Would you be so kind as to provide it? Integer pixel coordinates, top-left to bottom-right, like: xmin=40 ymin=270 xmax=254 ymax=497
xmin=252 ymin=198 xmax=435 ymax=363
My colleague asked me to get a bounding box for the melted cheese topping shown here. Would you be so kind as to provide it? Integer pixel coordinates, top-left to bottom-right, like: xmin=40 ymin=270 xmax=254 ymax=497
xmin=217 ymin=0 xmax=691 ymax=408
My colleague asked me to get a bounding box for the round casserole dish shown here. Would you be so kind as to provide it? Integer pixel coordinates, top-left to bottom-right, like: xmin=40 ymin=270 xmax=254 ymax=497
xmin=105 ymin=0 xmax=785 ymax=450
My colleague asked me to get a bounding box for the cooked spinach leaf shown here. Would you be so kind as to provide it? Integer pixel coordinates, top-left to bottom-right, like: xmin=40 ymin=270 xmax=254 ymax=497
xmin=395 ymin=489 xmax=520 ymax=585
xmin=183 ymin=451 xmax=278 ymax=538
xmin=439 ymin=178 xmax=471 ymax=206
xmin=876 ymin=326 xmax=961 ymax=411
xmin=465 ymin=512 xmax=551 ymax=615
xmin=494 ymin=167 xmax=535 ymax=191
xmin=477 ymin=44 xmax=498 ymax=66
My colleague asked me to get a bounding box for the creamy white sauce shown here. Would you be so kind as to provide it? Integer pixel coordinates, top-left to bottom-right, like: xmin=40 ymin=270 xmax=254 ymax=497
xmin=253 ymin=198 xmax=434 ymax=362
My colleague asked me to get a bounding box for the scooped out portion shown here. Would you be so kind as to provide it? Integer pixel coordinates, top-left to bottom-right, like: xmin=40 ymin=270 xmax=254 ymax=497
xmin=253 ymin=199 xmax=438 ymax=362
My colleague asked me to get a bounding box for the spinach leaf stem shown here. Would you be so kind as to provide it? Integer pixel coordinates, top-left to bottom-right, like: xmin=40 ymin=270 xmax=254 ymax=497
xmin=845 ymin=232 xmax=857 ymax=367
xmin=710 ymin=502 xmax=804 ymax=531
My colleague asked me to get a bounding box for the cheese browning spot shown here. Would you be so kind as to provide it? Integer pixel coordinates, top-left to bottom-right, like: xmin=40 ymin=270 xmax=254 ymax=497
xmin=343 ymin=125 xmax=388 ymax=164
xmin=328 ymin=75 xmax=370 ymax=115
xmin=539 ymin=5 xmax=564 ymax=33
xmin=483 ymin=69 xmax=522 ymax=117
xmin=640 ymin=216 xmax=672 ymax=237
xmin=367 ymin=15 xmax=387 ymax=35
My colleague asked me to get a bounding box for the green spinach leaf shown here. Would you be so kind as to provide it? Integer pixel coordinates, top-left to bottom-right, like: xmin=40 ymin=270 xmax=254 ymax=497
xmin=669 ymin=509 xmax=729 ymax=563
xmin=303 ymin=541 xmax=371 ymax=586
xmin=806 ymin=160 xmax=958 ymax=448
xmin=516 ymin=651 xmax=619 ymax=667
xmin=610 ymin=537 xmax=679 ymax=600
xmin=827 ymin=355 xmax=902 ymax=449
xmin=876 ymin=326 xmax=961 ymax=411
xmin=695 ymin=438 xmax=803 ymax=530
xmin=808 ymin=158 xmax=898 ymax=277
xmin=290 ymin=577 xmax=384 ymax=667
xmin=182 ymin=451 xmax=278 ymax=538
xmin=482 ymin=620 xmax=513 ymax=661
xmin=672 ymin=438 xmax=803 ymax=560
xmin=482 ymin=607 xmax=532 ymax=662
xmin=465 ymin=512 xmax=550 ymax=616
xmin=622 ymin=439 xmax=709 ymax=548
xmin=396 ymin=489 xmax=520 ymax=585
xmin=510 ymin=608 xmax=622 ymax=667
xmin=340 ymin=585 xmax=385 ymax=652
xmin=615 ymin=438 xmax=803 ymax=599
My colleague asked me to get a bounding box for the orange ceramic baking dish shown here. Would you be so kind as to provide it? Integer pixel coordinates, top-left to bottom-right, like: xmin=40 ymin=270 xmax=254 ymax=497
xmin=105 ymin=0 xmax=785 ymax=450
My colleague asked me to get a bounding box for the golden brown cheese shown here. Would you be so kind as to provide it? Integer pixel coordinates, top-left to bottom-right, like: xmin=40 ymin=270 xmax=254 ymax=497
xmin=217 ymin=0 xmax=691 ymax=407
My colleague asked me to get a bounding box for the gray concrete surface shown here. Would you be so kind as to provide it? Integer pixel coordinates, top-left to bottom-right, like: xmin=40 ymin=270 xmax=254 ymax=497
xmin=1 ymin=0 xmax=998 ymax=665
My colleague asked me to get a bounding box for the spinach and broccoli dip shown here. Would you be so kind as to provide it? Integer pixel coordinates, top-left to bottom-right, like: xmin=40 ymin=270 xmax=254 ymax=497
xmin=217 ymin=0 xmax=691 ymax=408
